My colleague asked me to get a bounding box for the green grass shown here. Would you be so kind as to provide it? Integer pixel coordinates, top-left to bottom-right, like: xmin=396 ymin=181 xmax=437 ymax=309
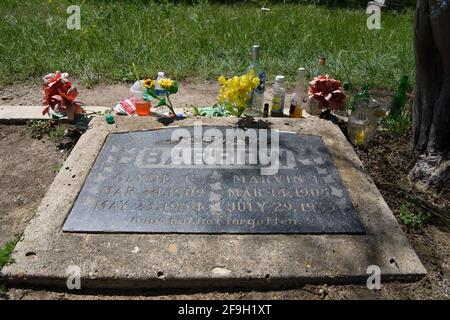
xmin=0 ymin=1 xmax=414 ymax=88
xmin=0 ymin=236 xmax=20 ymax=296
xmin=0 ymin=237 xmax=19 ymax=270
xmin=49 ymin=125 xmax=66 ymax=143
xmin=26 ymin=120 xmax=53 ymax=139
xmin=26 ymin=120 xmax=66 ymax=143
xmin=398 ymin=202 xmax=431 ymax=229
xmin=383 ymin=109 xmax=412 ymax=135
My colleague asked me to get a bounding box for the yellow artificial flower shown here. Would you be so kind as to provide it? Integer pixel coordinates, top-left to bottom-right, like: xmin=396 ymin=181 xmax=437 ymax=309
xmin=158 ymin=78 xmax=174 ymax=90
xmin=144 ymin=79 xmax=154 ymax=89
xmin=217 ymin=70 xmax=259 ymax=109
xmin=218 ymin=75 xmax=226 ymax=85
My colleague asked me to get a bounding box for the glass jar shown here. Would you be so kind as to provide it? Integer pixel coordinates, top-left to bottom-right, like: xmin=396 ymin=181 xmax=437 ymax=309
xmin=347 ymin=99 xmax=381 ymax=147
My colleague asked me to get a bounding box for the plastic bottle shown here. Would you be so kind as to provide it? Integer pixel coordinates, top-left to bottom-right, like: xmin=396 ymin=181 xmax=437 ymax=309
xmin=270 ymin=75 xmax=286 ymax=117
xmin=245 ymin=45 xmax=265 ymax=117
xmin=155 ymin=72 xmax=166 ymax=97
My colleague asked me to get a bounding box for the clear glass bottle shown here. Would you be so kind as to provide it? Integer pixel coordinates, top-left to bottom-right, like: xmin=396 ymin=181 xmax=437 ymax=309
xmin=244 ymin=45 xmax=265 ymax=117
xmin=270 ymin=75 xmax=286 ymax=117
xmin=314 ymin=55 xmax=328 ymax=77
xmin=343 ymin=81 xmax=352 ymax=115
xmin=289 ymin=68 xmax=306 ymax=118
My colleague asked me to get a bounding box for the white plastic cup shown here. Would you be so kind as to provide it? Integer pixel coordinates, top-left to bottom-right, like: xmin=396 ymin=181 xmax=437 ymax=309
xmin=130 ymin=80 xmax=145 ymax=98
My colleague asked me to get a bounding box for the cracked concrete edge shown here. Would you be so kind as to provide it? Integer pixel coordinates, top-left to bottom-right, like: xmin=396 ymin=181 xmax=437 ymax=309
xmin=0 ymin=106 xmax=110 ymax=124
xmin=1 ymin=116 xmax=427 ymax=289
xmin=0 ymin=105 xmax=186 ymax=124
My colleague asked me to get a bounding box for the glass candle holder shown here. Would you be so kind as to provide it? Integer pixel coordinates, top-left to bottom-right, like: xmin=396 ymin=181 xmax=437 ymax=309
xmin=348 ymin=99 xmax=380 ymax=147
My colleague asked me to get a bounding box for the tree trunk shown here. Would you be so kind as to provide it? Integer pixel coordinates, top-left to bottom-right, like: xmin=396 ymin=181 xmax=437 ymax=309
xmin=409 ymin=0 xmax=450 ymax=192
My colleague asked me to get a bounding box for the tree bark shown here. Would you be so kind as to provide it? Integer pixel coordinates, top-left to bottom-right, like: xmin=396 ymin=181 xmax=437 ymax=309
xmin=410 ymin=0 xmax=450 ymax=192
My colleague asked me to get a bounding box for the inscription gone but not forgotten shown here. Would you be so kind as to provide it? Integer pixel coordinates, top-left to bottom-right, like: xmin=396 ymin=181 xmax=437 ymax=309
xmin=63 ymin=126 xmax=365 ymax=234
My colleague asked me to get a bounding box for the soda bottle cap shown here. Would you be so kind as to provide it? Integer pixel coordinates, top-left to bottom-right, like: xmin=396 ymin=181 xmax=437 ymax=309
xmin=275 ymin=75 xmax=285 ymax=82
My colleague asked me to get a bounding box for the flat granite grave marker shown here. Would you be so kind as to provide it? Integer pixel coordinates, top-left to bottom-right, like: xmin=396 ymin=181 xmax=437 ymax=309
xmin=63 ymin=127 xmax=365 ymax=234
xmin=2 ymin=117 xmax=426 ymax=289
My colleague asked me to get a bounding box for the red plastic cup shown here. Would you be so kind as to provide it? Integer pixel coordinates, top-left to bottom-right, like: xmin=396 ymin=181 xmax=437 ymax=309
xmin=135 ymin=99 xmax=151 ymax=116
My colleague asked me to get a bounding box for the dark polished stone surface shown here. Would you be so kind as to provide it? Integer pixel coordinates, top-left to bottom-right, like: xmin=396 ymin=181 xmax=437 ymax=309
xmin=63 ymin=127 xmax=365 ymax=234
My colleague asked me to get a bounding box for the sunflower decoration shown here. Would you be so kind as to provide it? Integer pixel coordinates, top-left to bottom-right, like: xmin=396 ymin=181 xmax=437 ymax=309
xmin=144 ymin=79 xmax=155 ymax=89
xmin=142 ymin=77 xmax=179 ymax=116
xmin=132 ymin=64 xmax=180 ymax=117
xmin=158 ymin=78 xmax=179 ymax=94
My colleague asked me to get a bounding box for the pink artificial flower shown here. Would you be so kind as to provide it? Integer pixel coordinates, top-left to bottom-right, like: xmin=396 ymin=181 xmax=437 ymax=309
xmin=308 ymin=75 xmax=346 ymax=111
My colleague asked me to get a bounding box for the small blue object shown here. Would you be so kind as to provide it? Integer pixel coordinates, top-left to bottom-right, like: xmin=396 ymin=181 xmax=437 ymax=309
xmin=176 ymin=113 xmax=185 ymax=119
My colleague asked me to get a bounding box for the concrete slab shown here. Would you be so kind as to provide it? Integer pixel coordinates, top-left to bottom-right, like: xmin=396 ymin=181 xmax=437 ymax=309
xmin=0 ymin=105 xmax=110 ymax=123
xmin=1 ymin=116 xmax=426 ymax=289
xmin=0 ymin=105 xmax=187 ymax=124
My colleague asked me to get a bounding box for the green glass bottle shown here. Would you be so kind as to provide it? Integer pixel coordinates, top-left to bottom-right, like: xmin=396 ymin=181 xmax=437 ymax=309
xmin=350 ymin=84 xmax=369 ymax=113
xmin=389 ymin=75 xmax=409 ymax=120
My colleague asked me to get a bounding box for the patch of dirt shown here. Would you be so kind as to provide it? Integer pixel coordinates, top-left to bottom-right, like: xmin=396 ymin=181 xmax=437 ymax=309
xmin=354 ymin=131 xmax=449 ymax=210
xmin=351 ymin=130 xmax=450 ymax=300
xmin=0 ymin=125 xmax=66 ymax=248
xmin=0 ymin=81 xmax=220 ymax=110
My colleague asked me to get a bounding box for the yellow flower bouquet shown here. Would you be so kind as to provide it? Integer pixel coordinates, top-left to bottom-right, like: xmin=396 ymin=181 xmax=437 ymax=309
xmin=218 ymin=70 xmax=260 ymax=117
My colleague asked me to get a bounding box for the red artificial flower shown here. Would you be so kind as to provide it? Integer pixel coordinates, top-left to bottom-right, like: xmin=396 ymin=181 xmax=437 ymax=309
xmin=42 ymin=72 xmax=84 ymax=120
xmin=308 ymin=75 xmax=346 ymax=111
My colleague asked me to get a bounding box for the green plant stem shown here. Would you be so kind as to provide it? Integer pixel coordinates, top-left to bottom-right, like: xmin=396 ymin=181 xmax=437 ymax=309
xmin=165 ymin=94 xmax=175 ymax=115
xmin=131 ymin=63 xmax=144 ymax=90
